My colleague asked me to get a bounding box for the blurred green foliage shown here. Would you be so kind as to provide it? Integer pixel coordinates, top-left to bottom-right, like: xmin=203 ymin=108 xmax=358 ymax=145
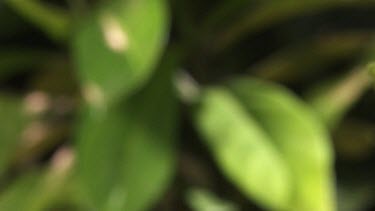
xmin=0 ymin=0 xmax=374 ymax=211
xmin=187 ymin=188 xmax=238 ymax=211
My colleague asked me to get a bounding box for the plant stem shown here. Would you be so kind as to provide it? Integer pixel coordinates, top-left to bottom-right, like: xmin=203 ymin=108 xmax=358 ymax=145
xmin=174 ymin=69 xmax=201 ymax=104
xmin=307 ymin=66 xmax=372 ymax=129
xmin=5 ymin=0 xmax=70 ymax=42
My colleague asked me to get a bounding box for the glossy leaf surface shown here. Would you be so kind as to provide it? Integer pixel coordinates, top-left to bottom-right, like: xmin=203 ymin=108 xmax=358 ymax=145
xmin=73 ymin=0 xmax=169 ymax=106
xmin=229 ymin=78 xmax=335 ymax=211
xmin=195 ymin=78 xmax=335 ymax=210
xmin=195 ymin=87 xmax=291 ymax=210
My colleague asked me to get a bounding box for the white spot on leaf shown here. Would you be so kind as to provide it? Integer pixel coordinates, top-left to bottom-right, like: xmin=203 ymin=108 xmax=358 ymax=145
xmin=100 ymin=14 xmax=129 ymax=52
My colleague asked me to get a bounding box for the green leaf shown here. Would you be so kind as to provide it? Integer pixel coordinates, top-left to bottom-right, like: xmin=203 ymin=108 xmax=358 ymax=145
xmin=76 ymin=55 xmax=178 ymax=211
xmin=73 ymin=0 xmax=169 ymax=106
xmin=0 ymin=96 xmax=29 ymax=176
xmin=194 ymin=87 xmax=291 ymax=210
xmin=195 ymin=78 xmax=335 ymax=211
xmin=228 ymin=78 xmax=336 ymax=211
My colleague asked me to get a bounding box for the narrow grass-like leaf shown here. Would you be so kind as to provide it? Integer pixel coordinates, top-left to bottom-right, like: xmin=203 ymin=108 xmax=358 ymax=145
xmin=306 ymin=41 xmax=375 ymax=128
xmin=4 ymin=0 xmax=70 ymax=41
xmin=250 ymin=33 xmax=370 ymax=83
xmin=215 ymin=0 xmax=375 ymax=51
xmin=306 ymin=67 xmax=371 ymax=129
